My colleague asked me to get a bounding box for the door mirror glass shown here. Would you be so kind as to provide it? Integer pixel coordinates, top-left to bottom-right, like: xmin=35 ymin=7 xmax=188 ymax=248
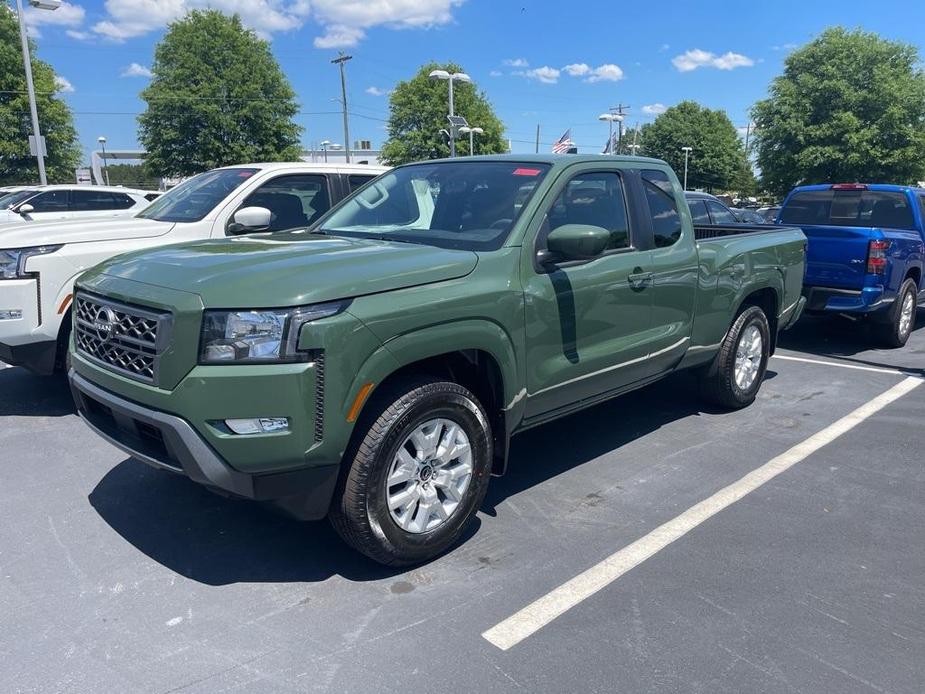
xmin=543 ymin=223 xmax=611 ymax=263
xmin=228 ymin=206 xmax=272 ymax=234
xmin=16 ymin=203 xmax=34 ymax=215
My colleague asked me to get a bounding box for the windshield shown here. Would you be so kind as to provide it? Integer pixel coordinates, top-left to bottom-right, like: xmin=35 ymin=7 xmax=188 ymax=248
xmin=319 ymin=161 xmax=551 ymax=251
xmin=780 ymin=189 xmax=916 ymax=230
xmin=136 ymin=168 xmax=259 ymax=223
xmin=1 ymin=190 xmax=39 ymax=209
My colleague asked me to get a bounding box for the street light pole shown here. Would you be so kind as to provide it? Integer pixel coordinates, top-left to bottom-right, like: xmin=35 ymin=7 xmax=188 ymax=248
xmin=320 ymin=140 xmax=330 ymax=163
xmin=15 ymin=0 xmax=60 ymax=185
xmin=429 ymin=70 xmax=472 ymax=158
xmin=97 ymin=136 xmax=109 ymax=185
xmin=681 ymin=146 xmax=693 ymax=190
xmin=331 ymin=53 xmax=352 ymax=164
xmin=459 ymin=126 xmax=483 ymax=155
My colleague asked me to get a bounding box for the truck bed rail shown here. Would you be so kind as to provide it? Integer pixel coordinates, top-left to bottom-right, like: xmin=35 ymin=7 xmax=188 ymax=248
xmin=694 ymin=224 xmax=782 ymax=240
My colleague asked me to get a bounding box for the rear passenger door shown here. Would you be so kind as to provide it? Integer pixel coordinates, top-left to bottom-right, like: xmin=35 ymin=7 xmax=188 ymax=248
xmin=641 ymin=169 xmax=699 ymax=373
xmin=522 ymin=168 xmax=654 ymax=417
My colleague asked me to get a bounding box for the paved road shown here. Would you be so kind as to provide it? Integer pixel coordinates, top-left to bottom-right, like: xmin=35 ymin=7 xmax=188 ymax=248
xmin=1 ymin=312 xmax=923 ymax=693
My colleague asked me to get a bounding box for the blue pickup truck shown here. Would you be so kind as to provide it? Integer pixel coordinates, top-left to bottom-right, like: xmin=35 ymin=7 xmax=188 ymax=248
xmin=778 ymin=183 xmax=925 ymax=347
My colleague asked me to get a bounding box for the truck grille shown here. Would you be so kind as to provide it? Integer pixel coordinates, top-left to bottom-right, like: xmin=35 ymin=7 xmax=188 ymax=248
xmin=74 ymin=293 xmax=170 ymax=384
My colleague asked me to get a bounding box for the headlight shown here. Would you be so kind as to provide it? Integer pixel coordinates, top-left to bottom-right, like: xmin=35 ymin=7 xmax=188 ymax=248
xmin=0 ymin=245 xmax=62 ymax=279
xmin=199 ymin=301 xmax=348 ymax=364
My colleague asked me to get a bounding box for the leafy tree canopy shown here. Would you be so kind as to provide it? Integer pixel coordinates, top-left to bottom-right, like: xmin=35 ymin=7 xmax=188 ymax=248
xmin=139 ymin=10 xmax=302 ymax=178
xmin=753 ymin=27 xmax=925 ymax=197
xmin=381 ymin=62 xmax=507 ymax=165
xmin=641 ymin=101 xmax=745 ymax=192
xmin=0 ymin=6 xmax=80 ymax=184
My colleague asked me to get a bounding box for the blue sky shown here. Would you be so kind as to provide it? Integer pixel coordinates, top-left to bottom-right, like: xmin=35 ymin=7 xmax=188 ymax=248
xmin=21 ymin=0 xmax=925 ymax=163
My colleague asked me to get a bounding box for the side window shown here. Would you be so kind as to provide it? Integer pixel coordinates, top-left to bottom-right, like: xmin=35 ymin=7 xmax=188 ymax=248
xmin=688 ymin=199 xmax=710 ymax=224
xmin=28 ymin=190 xmax=69 ymax=212
xmin=72 ymin=190 xmax=136 ymax=211
xmin=918 ymin=195 xmax=925 ymax=226
xmin=706 ymin=200 xmax=737 ymax=225
xmin=546 ymin=172 xmax=630 ymax=251
xmin=110 ymin=192 xmax=136 ymax=209
xmin=348 ymin=174 xmax=376 ymax=192
xmin=641 ymin=169 xmax=682 ymax=247
xmin=241 ymin=174 xmax=331 ymax=232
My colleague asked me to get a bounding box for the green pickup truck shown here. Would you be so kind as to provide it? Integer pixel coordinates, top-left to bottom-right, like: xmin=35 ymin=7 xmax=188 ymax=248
xmin=69 ymin=155 xmax=806 ymax=565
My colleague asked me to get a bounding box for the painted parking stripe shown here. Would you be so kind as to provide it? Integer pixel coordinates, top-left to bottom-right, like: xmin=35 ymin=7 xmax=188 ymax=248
xmin=772 ymin=354 xmax=904 ymax=376
xmin=482 ymin=377 xmax=922 ymax=651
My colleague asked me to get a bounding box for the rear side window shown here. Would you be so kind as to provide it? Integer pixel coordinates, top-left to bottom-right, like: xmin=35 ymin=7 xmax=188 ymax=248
xmin=780 ymin=190 xmax=915 ymax=230
xmin=642 ymin=169 xmax=682 ymax=247
xmin=71 ymin=190 xmax=136 ymax=211
xmin=546 ymin=172 xmax=630 ymax=251
xmin=688 ymin=199 xmax=710 ymax=224
xmin=707 ymin=200 xmax=737 ymax=225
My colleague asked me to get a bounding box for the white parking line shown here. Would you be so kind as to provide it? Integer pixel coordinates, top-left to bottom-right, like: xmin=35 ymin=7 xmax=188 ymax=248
xmin=772 ymin=354 xmax=904 ymax=376
xmin=482 ymin=376 xmax=922 ymax=651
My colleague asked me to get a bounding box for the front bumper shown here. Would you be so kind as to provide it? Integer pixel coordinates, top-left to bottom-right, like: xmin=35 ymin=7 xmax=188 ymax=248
xmin=69 ymin=369 xmax=339 ymax=520
xmin=802 ymin=285 xmax=893 ymax=314
xmin=0 ymin=338 xmax=58 ymax=374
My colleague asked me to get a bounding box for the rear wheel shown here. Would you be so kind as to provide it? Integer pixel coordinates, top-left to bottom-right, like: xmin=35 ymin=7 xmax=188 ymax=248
xmin=330 ymin=378 xmax=492 ymax=566
xmin=700 ymin=305 xmax=771 ymax=409
xmin=873 ymin=278 xmax=917 ymax=349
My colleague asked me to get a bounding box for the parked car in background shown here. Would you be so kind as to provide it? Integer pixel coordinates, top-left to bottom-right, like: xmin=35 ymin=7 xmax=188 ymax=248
xmin=0 ymin=185 xmax=159 ymax=226
xmin=0 ymin=162 xmax=387 ymax=374
xmin=778 ymin=183 xmax=925 ymax=347
xmin=758 ymin=206 xmax=781 ymax=224
xmin=68 ymin=154 xmax=806 ymax=565
xmin=684 ymin=191 xmax=741 ymax=225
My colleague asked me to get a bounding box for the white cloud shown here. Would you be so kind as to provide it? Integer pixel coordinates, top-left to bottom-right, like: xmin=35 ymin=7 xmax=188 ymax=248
xmin=658 ymin=43 xmax=670 ymax=52
xmin=642 ymin=103 xmax=667 ymax=115
xmin=563 ymin=63 xmax=590 ymax=76
xmin=313 ymin=24 xmax=364 ymax=48
xmin=523 ymin=66 xmax=560 ymax=84
xmin=585 ymin=63 xmax=623 ymax=82
xmin=503 ymin=57 xmax=528 ymax=67
xmin=772 ymin=43 xmax=797 ymax=52
xmin=121 ymin=62 xmax=153 ymax=77
xmin=365 ymin=86 xmax=388 ymax=96
xmin=311 ymin=0 xmax=463 ymax=47
xmin=489 ymin=69 xmax=502 ymax=77
xmin=24 ymin=1 xmax=85 ymax=29
xmin=672 ymin=49 xmax=754 ymax=72
xmin=66 ymin=29 xmax=93 ymax=40
xmin=54 ymin=76 xmax=75 ymax=93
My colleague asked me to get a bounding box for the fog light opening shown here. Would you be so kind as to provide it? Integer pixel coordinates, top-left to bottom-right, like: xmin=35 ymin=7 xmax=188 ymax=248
xmin=224 ymin=417 xmax=290 ymax=435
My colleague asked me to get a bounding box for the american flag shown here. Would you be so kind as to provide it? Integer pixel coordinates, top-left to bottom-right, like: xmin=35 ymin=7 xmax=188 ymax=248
xmin=552 ymin=129 xmax=573 ymax=154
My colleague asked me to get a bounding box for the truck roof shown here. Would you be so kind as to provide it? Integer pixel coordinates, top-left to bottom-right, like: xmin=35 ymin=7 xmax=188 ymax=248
xmin=399 ymin=153 xmax=669 ymax=168
xmin=791 ymin=183 xmax=925 ymax=194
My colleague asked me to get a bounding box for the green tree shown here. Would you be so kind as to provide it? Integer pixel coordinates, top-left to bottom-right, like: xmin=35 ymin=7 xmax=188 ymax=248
xmin=753 ymin=27 xmax=925 ymax=197
xmin=139 ymin=10 xmax=302 ymax=178
xmin=381 ymin=62 xmax=507 ymax=165
xmin=0 ymin=6 xmax=80 ymax=184
xmin=101 ymin=162 xmax=161 ymax=189
xmin=641 ymin=101 xmax=745 ymax=191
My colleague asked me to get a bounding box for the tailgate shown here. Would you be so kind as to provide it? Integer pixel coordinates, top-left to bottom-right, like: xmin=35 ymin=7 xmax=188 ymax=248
xmin=799 ymin=224 xmax=871 ymax=289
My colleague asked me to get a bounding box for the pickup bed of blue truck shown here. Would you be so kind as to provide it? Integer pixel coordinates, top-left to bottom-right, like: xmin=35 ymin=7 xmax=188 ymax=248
xmin=778 ymin=183 xmax=925 ymax=347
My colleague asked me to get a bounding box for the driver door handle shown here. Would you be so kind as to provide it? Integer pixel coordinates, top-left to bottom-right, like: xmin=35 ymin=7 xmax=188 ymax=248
xmin=628 ymin=271 xmax=653 ymax=289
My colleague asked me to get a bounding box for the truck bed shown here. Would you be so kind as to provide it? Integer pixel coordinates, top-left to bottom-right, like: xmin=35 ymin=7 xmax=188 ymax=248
xmin=693 ymin=223 xmax=783 ymax=240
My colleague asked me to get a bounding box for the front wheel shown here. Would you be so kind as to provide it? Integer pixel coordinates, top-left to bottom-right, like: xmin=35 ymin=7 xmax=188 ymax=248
xmin=330 ymin=378 xmax=492 ymax=566
xmin=700 ymin=305 xmax=771 ymax=409
xmin=873 ymin=279 xmax=917 ymax=349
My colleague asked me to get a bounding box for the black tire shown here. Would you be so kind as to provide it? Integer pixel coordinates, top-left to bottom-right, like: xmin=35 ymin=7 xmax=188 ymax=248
xmin=700 ymin=305 xmax=771 ymax=409
xmin=873 ymin=278 xmax=917 ymax=349
xmin=329 ymin=378 xmax=492 ymax=566
xmin=53 ymin=312 xmax=72 ymax=375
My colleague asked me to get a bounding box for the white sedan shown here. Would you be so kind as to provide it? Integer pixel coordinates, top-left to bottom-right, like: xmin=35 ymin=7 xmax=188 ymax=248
xmin=0 ymin=185 xmax=159 ymax=226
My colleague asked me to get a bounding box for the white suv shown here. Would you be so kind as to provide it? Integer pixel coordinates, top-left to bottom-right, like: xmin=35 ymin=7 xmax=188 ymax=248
xmin=0 ymin=162 xmax=387 ymax=374
xmin=0 ymin=185 xmax=158 ymax=226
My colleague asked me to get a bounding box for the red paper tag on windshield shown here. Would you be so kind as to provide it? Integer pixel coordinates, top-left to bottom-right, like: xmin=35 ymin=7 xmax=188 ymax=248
xmin=512 ymin=168 xmax=542 ymax=176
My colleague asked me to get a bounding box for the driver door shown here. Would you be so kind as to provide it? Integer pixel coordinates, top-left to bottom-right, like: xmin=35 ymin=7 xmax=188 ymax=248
xmin=521 ymin=169 xmax=654 ymax=418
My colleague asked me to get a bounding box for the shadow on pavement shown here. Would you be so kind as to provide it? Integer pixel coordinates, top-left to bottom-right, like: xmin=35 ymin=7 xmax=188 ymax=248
xmin=0 ymin=367 xmax=75 ymax=417
xmin=778 ymin=309 xmax=925 ymax=377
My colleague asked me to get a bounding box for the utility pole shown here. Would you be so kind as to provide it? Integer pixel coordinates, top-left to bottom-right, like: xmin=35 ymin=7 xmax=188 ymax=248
xmin=16 ymin=0 xmax=52 ymax=184
xmin=535 ymin=124 xmax=540 ymax=154
xmin=609 ymin=103 xmax=630 ymax=154
xmin=744 ymin=121 xmax=751 ymax=155
xmin=332 ymin=53 xmax=352 ymax=163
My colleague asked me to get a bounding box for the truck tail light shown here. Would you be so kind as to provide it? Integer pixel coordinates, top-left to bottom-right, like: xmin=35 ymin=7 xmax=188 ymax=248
xmin=832 ymin=183 xmax=868 ymax=191
xmin=867 ymin=239 xmax=890 ymax=274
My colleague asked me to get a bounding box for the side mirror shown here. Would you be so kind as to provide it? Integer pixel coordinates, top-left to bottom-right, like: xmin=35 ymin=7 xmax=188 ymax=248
xmin=17 ymin=203 xmax=34 ymax=216
xmin=228 ymin=206 xmax=272 ymax=234
xmin=540 ymin=224 xmax=611 ymax=264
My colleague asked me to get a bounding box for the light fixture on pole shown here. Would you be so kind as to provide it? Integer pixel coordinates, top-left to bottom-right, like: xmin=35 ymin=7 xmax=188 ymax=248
xmin=458 ymin=126 xmax=483 ymax=156
xmin=598 ymin=113 xmax=624 ymax=154
xmin=681 ymin=146 xmax=693 ymax=190
xmin=429 ymin=69 xmax=472 ymax=157
xmin=320 ymin=140 xmax=331 ymax=163
xmin=16 ymin=0 xmax=61 ymax=185
xmin=97 ymin=136 xmax=110 ymax=185
xmin=331 ymin=53 xmax=352 ymax=163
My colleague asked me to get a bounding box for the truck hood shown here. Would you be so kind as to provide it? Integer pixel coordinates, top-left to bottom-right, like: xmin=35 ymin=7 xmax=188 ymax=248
xmin=0 ymin=215 xmax=173 ymax=247
xmin=89 ymin=231 xmax=480 ymax=307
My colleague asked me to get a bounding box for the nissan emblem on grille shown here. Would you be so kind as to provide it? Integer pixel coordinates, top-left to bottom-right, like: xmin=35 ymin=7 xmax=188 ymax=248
xmin=74 ymin=293 xmax=169 ymax=384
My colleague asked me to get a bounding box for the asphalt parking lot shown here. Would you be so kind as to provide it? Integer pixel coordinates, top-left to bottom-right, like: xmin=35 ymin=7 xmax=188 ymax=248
xmin=2 ymin=312 xmax=924 ymax=694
